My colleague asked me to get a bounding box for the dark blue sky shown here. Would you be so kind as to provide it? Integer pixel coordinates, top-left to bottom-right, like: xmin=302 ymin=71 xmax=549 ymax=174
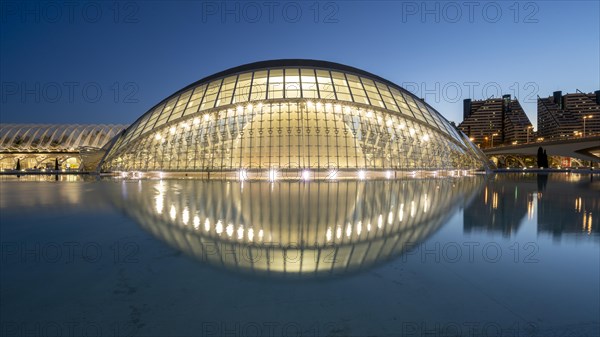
xmin=1 ymin=1 xmax=598 ymax=129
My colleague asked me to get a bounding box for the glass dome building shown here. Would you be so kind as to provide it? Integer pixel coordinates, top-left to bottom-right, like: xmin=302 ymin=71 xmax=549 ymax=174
xmin=101 ymin=60 xmax=491 ymax=179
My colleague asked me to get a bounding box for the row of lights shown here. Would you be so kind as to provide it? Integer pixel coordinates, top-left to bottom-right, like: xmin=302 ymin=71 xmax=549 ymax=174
xmin=121 ymin=169 xmax=470 ymax=180
xmin=150 ymin=101 xmax=434 ymax=144
xmin=238 ymin=169 xmax=386 ymax=182
xmin=159 ymin=202 xmax=430 ymax=243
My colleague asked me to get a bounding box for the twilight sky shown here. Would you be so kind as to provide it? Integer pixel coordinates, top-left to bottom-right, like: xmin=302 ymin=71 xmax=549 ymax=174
xmin=1 ymin=1 xmax=598 ymax=130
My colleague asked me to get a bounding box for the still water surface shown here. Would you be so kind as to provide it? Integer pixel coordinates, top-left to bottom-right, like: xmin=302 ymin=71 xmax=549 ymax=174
xmin=1 ymin=174 xmax=598 ymax=336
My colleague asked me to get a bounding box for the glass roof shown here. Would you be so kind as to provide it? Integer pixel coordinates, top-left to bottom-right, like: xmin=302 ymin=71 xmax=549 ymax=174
xmin=111 ymin=60 xmax=469 ymax=156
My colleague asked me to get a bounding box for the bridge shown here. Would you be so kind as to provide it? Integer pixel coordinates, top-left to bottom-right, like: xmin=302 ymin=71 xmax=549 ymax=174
xmin=483 ymin=136 xmax=600 ymax=164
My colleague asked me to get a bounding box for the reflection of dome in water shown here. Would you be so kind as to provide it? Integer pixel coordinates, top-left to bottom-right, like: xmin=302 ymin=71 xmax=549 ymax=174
xmin=116 ymin=179 xmax=482 ymax=277
xmin=100 ymin=60 xmax=491 ymax=178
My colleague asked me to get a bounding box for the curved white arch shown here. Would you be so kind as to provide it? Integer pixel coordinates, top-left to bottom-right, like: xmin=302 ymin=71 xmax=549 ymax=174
xmin=0 ymin=124 xmax=128 ymax=153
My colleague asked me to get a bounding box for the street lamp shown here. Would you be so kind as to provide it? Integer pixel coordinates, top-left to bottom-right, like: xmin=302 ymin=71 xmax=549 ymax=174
xmin=526 ymin=126 xmax=533 ymax=143
xmin=491 ymin=133 xmax=498 ymax=148
xmin=583 ymin=115 xmax=593 ymax=137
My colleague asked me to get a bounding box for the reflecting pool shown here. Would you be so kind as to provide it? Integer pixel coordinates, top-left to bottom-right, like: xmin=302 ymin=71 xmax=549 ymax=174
xmin=1 ymin=174 xmax=598 ymax=336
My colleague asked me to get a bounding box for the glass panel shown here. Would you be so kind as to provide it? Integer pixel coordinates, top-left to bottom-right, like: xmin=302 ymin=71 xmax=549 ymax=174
xmin=361 ymin=77 xmax=385 ymax=109
xmin=154 ymin=97 xmax=179 ymax=129
xmin=346 ymin=74 xmax=369 ymax=105
xmin=414 ymin=99 xmax=440 ymax=130
xmin=168 ymin=90 xmax=193 ymax=122
xmin=250 ymin=71 xmax=267 ymax=101
xmin=331 ymin=71 xmax=352 ymax=102
xmin=390 ymin=88 xmax=415 ymax=119
xmin=200 ymin=79 xmax=222 ymax=111
xmin=268 ymin=69 xmax=284 ymax=99
xmin=402 ymin=92 xmax=427 ymax=123
xmin=375 ymin=82 xmax=399 ymax=112
xmin=215 ymin=75 xmax=237 ymax=108
xmin=316 ymin=70 xmax=335 ymax=100
xmin=284 ymin=68 xmax=301 ymax=99
xmin=190 ymin=84 xmax=206 ymax=101
xmin=141 ymin=103 xmax=167 ymax=134
xmin=447 ymin=120 xmax=463 ymax=143
xmin=300 ymin=68 xmax=318 ymax=99
xmin=232 ymin=72 xmax=252 ymax=104
xmin=428 ymin=105 xmax=452 ymax=136
xmin=130 ymin=115 xmax=149 ymax=140
xmin=183 ymin=84 xmax=207 ymax=117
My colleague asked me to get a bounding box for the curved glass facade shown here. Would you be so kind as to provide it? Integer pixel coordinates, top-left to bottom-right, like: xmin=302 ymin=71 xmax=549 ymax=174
xmin=101 ymin=60 xmax=491 ymax=177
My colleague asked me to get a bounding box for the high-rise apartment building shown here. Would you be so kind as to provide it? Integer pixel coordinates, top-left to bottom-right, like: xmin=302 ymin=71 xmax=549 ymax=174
xmin=537 ymin=91 xmax=600 ymax=140
xmin=458 ymin=95 xmax=533 ymax=148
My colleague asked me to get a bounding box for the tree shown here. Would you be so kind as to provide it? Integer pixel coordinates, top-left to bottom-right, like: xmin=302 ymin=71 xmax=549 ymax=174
xmin=537 ymin=147 xmax=544 ymax=168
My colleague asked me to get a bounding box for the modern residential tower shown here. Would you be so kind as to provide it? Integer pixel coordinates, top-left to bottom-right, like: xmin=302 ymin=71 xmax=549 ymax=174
xmin=537 ymin=91 xmax=600 ymax=140
xmin=458 ymin=95 xmax=533 ymax=148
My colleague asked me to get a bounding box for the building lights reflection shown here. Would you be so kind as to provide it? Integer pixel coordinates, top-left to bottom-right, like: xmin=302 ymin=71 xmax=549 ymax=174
xmin=155 ymin=195 xmax=163 ymax=214
xmin=169 ymin=205 xmax=176 ymax=220
xmin=238 ymin=169 xmax=248 ymax=181
xmin=258 ymin=229 xmax=264 ymax=241
xmin=358 ymin=170 xmax=366 ymax=180
xmin=399 ymin=203 xmax=404 ymax=222
xmin=328 ymin=169 xmax=338 ymax=180
xmin=302 ymin=170 xmax=311 ymax=181
xmin=527 ymin=195 xmax=535 ymax=220
xmin=182 ymin=207 xmax=189 ymax=225
xmin=465 ymin=174 xmax=598 ymax=238
xmin=111 ymin=178 xmax=483 ymax=278
xmin=484 ymin=186 xmax=488 ymax=205
xmin=268 ymin=169 xmax=277 ymax=182
xmin=193 ymin=215 xmax=200 ymax=229
xmin=326 ymin=228 xmax=332 ymax=242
